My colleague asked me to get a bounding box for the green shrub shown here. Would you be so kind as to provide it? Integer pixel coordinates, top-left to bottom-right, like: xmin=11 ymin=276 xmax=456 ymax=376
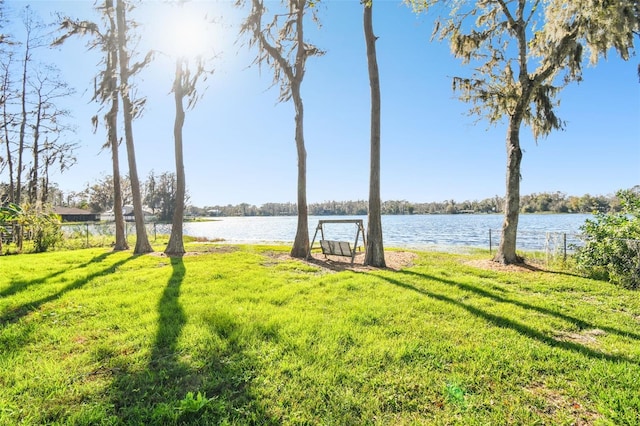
xmin=0 ymin=203 xmax=21 ymax=253
xmin=32 ymin=214 xmax=63 ymax=253
xmin=574 ymin=188 xmax=640 ymax=289
xmin=1 ymin=203 xmax=63 ymax=254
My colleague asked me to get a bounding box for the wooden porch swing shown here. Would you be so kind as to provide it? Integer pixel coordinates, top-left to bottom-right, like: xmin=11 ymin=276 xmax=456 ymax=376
xmin=307 ymin=219 xmax=366 ymax=264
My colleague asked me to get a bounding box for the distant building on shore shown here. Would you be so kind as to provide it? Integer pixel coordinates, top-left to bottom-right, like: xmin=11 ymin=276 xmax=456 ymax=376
xmin=53 ymin=207 xmax=100 ymax=222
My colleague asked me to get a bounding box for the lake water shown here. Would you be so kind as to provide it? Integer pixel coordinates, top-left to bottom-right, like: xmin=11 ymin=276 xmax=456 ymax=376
xmin=181 ymin=214 xmax=592 ymax=251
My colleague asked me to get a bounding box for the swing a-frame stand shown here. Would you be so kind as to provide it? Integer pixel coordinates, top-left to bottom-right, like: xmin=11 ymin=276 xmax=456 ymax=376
xmin=307 ymin=219 xmax=366 ymax=264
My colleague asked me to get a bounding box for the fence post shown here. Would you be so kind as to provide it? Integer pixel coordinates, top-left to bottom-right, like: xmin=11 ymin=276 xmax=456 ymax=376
xmin=154 ymin=222 xmax=157 ymax=241
xmin=85 ymin=222 xmax=89 ymax=247
xmin=563 ymin=233 xmax=567 ymax=263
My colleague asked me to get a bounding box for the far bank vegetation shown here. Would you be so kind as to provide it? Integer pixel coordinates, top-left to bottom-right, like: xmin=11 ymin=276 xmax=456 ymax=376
xmin=191 ymin=190 xmax=627 ymax=217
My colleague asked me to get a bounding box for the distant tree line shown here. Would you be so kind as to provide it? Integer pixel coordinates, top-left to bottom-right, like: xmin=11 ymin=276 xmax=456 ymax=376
xmin=4 ymin=175 xmax=629 ymax=220
xmin=188 ymin=190 xmax=629 ymax=217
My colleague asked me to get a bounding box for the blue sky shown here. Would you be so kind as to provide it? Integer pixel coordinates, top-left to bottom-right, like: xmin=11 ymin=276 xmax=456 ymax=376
xmin=4 ymin=0 xmax=639 ymax=207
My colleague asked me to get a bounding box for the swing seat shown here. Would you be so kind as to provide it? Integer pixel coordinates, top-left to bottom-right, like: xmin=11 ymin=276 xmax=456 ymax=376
xmin=307 ymin=219 xmax=366 ymax=265
xmin=320 ymin=240 xmax=354 ymax=257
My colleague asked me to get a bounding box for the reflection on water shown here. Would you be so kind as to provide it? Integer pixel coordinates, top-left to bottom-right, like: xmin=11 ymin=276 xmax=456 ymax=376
xmin=182 ymin=214 xmax=591 ymax=251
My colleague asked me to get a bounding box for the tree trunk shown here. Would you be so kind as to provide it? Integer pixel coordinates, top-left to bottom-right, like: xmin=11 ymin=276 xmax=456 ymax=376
xmin=17 ymin=38 xmax=29 ymax=205
xmin=108 ymin=69 xmax=128 ymax=249
xmin=2 ymin=97 xmax=15 ymax=204
xmin=28 ymin=100 xmax=42 ymax=205
xmin=1 ymin=62 xmax=15 ymax=203
xmin=363 ymin=0 xmax=385 ymax=268
xmin=40 ymin=166 xmax=48 ymax=204
xmin=165 ymin=60 xmax=186 ymax=256
xmin=290 ymin=83 xmax=309 ymax=258
xmin=494 ymin=114 xmax=524 ymax=264
xmin=116 ymin=0 xmax=152 ymax=254
xmin=289 ymin=2 xmax=309 ymax=259
xmin=110 ymin=142 xmax=128 ymax=252
xmin=106 ymin=0 xmax=128 ymax=251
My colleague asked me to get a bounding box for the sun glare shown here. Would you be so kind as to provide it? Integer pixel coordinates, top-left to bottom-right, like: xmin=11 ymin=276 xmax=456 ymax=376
xmin=149 ymin=3 xmax=213 ymax=61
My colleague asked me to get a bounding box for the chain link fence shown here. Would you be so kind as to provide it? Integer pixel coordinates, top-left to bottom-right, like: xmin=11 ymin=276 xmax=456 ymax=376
xmin=63 ymin=221 xmax=584 ymax=256
xmin=60 ymin=222 xmax=173 ymax=248
xmin=489 ymin=229 xmax=584 ymax=263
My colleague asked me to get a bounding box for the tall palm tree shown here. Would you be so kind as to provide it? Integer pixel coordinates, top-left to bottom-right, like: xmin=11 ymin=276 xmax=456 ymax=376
xmin=238 ymin=0 xmax=323 ymax=258
xmin=165 ymin=57 xmax=206 ymax=256
xmin=363 ymin=0 xmax=385 ymax=267
xmin=115 ymin=0 xmax=152 ymax=254
xmin=54 ymin=0 xmax=129 ymax=250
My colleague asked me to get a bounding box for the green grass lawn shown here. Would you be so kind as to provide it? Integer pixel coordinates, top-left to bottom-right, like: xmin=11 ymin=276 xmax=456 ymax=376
xmin=1 ymin=243 xmax=639 ymax=425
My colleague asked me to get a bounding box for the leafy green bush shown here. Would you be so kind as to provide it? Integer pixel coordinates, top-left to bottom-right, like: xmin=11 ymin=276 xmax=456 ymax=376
xmin=0 ymin=203 xmax=22 ymax=254
xmin=21 ymin=204 xmax=63 ymax=253
xmin=575 ymin=188 xmax=640 ymax=289
xmin=1 ymin=203 xmax=62 ymax=254
xmin=32 ymin=215 xmax=63 ymax=253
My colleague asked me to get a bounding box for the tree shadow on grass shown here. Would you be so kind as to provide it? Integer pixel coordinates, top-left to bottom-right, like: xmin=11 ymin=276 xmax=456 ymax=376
xmin=0 ymin=252 xmax=136 ymax=361
xmin=199 ymin=309 xmax=279 ymax=425
xmin=0 ymin=251 xmax=116 ymax=299
xmin=400 ymin=270 xmax=640 ymax=342
xmin=372 ymin=272 xmax=638 ymax=366
xmin=111 ymin=256 xmax=277 ymax=424
xmin=151 ymin=257 xmax=187 ymax=367
xmin=0 ymin=252 xmax=132 ymax=326
xmin=507 ymin=260 xmax=585 ymax=278
xmin=111 ymin=256 xmax=191 ymax=423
